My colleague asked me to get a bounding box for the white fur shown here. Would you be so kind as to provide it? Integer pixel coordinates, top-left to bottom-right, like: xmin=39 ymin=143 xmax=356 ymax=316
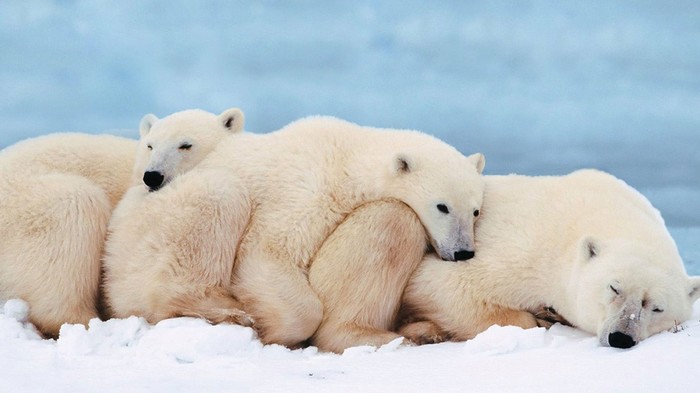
xmin=401 ymin=169 xmax=700 ymax=348
xmin=103 ymin=107 xmax=247 ymax=323
xmin=308 ymin=200 xmax=429 ymax=353
xmin=104 ymin=115 xmax=486 ymax=347
xmin=0 ymin=133 xmax=137 ymax=336
xmin=134 ymin=107 xmax=244 ymax=191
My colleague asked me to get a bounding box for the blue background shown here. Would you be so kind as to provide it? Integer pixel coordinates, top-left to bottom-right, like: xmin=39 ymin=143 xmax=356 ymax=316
xmin=1 ymin=1 xmax=698 ymax=270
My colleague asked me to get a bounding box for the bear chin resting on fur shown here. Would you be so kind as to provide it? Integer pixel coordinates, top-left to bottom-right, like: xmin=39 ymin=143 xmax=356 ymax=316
xmin=103 ymin=113 xmax=487 ymax=351
xmin=319 ymin=169 xmax=699 ymax=350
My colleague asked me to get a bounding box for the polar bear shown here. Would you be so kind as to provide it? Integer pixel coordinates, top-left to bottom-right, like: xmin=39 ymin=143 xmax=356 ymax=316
xmin=395 ymin=169 xmax=700 ymax=348
xmin=0 ymin=133 xmax=137 ymax=337
xmin=133 ymin=108 xmax=244 ymax=191
xmin=102 ymin=115 xmax=486 ymax=348
xmin=102 ymin=107 xmax=245 ymax=322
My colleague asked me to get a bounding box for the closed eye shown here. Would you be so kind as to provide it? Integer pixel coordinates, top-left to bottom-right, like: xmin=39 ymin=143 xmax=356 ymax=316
xmin=147 ymin=144 xmax=153 ymax=150
xmin=652 ymin=307 xmax=664 ymax=313
xmin=179 ymin=143 xmax=192 ymax=150
xmin=609 ymin=285 xmax=620 ymax=295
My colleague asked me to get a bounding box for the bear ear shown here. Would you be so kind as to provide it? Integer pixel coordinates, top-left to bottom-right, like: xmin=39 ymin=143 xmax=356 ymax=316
xmin=393 ymin=153 xmax=415 ymax=175
xmin=689 ymin=276 xmax=700 ymax=303
xmin=579 ymin=236 xmax=601 ymax=261
xmin=466 ymin=152 xmax=486 ymax=174
xmin=219 ymin=107 xmax=245 ymax=133
xmin=139 ymin=114 xmax=158 ymax=137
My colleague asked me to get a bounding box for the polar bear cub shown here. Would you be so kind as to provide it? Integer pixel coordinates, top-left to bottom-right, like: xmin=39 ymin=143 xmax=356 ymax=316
xmin=134 ymin=108 xmax=244 ymax=191
xmin=102 ymin=107 xmax=246 ymax=324
xmin=400 ymin=170 xmax=700 ymax=348
xmin=103 ymin=114 xmax=486 ymax=348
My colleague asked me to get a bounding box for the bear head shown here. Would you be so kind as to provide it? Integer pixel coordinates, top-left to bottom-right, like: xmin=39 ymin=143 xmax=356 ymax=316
xmin=569 ymin=236 xmax=700 ymax=348
xmin=133 ymin=107 xmax=244 ymax=191
xmin=385 ymin=148 xmax=485 ymax=262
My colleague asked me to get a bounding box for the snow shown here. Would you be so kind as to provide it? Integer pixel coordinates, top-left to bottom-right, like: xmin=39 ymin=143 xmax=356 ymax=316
xmin=3 ymin=299 xmax=30 ymax=323
xmin=1 ymin=301 xmax=699 ymax=392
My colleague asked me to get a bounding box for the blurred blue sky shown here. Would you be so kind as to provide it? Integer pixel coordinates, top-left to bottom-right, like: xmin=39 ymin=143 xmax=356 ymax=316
xmin=1 ymin=0 xmax=699 ymax=226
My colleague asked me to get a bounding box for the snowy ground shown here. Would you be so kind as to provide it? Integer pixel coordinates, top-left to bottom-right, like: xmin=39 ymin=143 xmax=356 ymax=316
xmin=1 ymin=295 xmax=699 ymax=393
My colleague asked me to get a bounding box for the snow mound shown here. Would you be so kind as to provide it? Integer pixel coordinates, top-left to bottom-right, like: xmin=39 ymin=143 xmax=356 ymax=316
xmin=0 ymin=299 xmax=41 ymax=341
xmin=137 ymin=318 xmax=262 ymax=362
xmin=461 ymin=323 xmax=597 ymax=356
xmin=55 ymin=316 xmax=264 ymax=361
xmin=3 ymin=298 xmax=30 ymax=322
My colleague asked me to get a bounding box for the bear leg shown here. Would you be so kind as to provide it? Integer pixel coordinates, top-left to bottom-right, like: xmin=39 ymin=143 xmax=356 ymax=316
xmin=476 ymin=304 xmax=540 ymax=334
xmin=234 ymin=249 xmax=324 ymax=347
xmin=398 ymin=320 xmax=451 ymax=345
xmin=168 ymin=287 xmax=253 ymax=327
xmin=398 ymin=306 xmax=539 ymax=345
xmin=308 ymin=199 xmax=428 ymax=353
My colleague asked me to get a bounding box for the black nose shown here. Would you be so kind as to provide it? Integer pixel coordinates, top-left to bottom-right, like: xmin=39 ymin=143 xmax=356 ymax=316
xmin=454 ymin=250 xmax=475 ymax=261
xmin=143 ymin=171 xmax=165 ymax=191
xmin=608 ymin=331 xmax=636 ymax=349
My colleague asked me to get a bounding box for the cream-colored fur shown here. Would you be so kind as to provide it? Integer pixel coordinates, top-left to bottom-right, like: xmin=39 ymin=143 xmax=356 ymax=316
xmin=399 ymin=170 xmax=700 ymax=348
xmin=103 ymin=168 xmax=252 ymax=326
xmin=221 ymin=117 xmax=485 ymax=347
xmin=308 ymin=199 xmax=428 ymax=353
xmin=0 ymin=133 xmax=137 ymax=336
xmin=104 ymin=115 xmax=486 ymax=348
xmin=103 ymin=108 xmax=246 ymax=324
xmin=133 ymin=108 xmax=244 ymax=191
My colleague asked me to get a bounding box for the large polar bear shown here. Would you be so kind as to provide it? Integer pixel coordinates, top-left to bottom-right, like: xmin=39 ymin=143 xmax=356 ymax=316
xmin=103 ymin=114 xmax=486 ymax=348
xmin=0 ymin=133 xmax=137 ymax=337
xmin=394 ymin=169 xmax=700 ymax=348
